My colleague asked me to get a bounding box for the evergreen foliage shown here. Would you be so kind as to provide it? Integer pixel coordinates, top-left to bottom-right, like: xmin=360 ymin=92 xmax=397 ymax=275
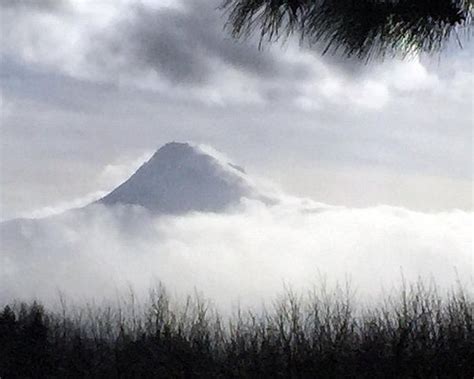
xmin=222 ymin=0 xmax=473 ymax=59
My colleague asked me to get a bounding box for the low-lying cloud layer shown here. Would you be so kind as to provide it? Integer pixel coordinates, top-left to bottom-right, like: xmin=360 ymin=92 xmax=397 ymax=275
xmin=1 ymin=199 xmax=471 ymax=309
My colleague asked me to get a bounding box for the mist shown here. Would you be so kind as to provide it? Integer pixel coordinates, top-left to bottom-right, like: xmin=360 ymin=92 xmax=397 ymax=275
xmin=1 ymin=198 xmax=471 ymax=310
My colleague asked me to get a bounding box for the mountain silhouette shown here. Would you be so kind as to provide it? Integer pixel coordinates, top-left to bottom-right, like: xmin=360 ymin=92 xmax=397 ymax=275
xmin=98 ymin=142 xmax=268 ymax=214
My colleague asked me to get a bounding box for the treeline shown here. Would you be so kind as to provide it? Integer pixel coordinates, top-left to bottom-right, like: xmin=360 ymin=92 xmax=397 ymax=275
xmin=0 ymin=283 xmax=472 ymax=378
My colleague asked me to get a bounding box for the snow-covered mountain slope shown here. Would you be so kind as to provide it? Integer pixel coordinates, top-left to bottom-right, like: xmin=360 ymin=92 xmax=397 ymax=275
xmin=97 ymin=142 xmax=270 ymax=214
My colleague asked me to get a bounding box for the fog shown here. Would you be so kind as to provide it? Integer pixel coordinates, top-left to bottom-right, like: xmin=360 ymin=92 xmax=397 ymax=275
xmin=1 ymin=198 xmax=471 ymax=310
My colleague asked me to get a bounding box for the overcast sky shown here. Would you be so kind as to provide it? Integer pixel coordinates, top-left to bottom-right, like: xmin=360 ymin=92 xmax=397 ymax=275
xmin=0 ymin=0 xmax=472 ymax=219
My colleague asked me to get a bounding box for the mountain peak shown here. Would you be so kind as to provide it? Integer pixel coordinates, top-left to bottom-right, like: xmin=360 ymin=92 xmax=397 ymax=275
xmin=98 ymin=142 xmax=265 ymax=214
xmin=151 ymin=141 xmax=194 ymax=158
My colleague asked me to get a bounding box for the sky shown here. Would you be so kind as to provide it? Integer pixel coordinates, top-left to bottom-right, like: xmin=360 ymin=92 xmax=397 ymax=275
xmin=0 ymin=0 xmax=473 ymax=220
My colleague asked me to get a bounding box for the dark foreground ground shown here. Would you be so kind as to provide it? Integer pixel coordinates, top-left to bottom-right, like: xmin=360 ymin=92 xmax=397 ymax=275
xmin=1 ymin=283 xmax=472 ymax=378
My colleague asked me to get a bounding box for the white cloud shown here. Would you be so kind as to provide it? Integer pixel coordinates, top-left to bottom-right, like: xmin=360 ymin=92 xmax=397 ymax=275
xmin=1 ymin=200 xmax=471 ymax=311
xmin=377 ymin=58 xmax=439 ymax=92
xmin=351 ymin=80 xmax=390 ymax=109
xmin=18 ymin=191 xmax=107 ymax=219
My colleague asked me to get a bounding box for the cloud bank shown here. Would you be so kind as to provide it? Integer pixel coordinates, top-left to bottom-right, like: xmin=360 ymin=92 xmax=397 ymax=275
xmin=1 ymin=199 xmax=471 ymax=310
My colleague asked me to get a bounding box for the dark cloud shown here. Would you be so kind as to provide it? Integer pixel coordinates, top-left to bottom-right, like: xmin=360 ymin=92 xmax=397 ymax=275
xmin=0 ymin=55 xmax=116 ymax=113
xmin=97 ymin=0 xmax=310 ymax=85
xmin=0 ymin=0 xmax=68 ymax=11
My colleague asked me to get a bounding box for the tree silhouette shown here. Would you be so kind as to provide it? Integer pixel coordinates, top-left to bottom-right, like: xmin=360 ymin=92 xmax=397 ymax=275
xmin=222 ymin=0 xmax=472 ymax=59
xmin=1 ymin=284 xmax=472 ymax=377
